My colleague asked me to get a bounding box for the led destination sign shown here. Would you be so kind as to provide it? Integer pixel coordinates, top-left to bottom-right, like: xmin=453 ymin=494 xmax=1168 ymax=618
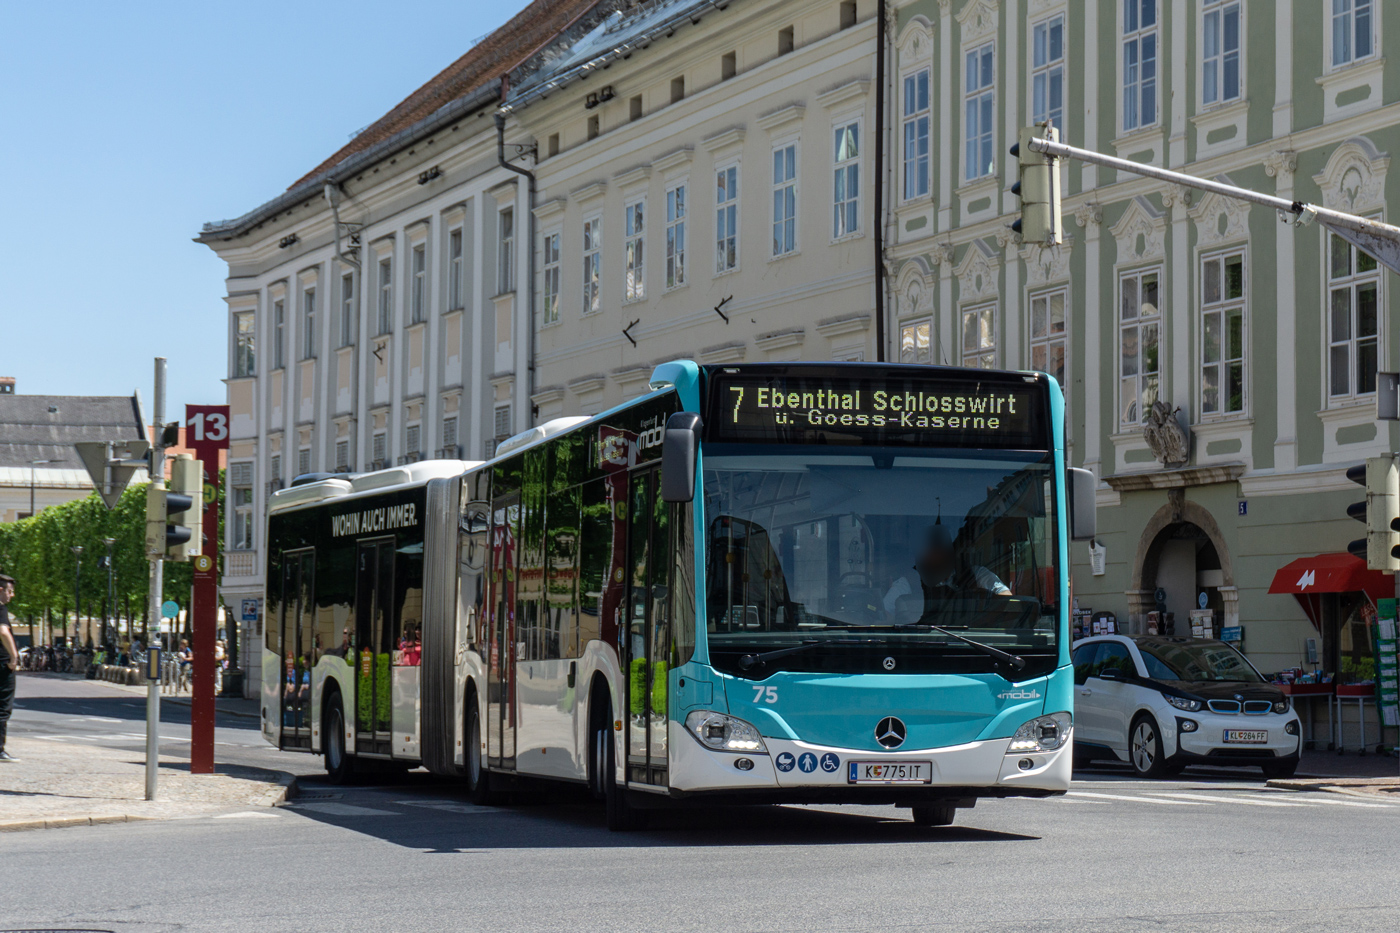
xmin=708 ymin=371 xmax=1048 ymax=448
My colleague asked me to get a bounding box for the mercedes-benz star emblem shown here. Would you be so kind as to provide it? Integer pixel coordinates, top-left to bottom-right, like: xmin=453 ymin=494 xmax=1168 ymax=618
xmin=875 ymin=716 xmax=907 ymax=749
xmin=882 ymin=657 xmax=896 ymax=671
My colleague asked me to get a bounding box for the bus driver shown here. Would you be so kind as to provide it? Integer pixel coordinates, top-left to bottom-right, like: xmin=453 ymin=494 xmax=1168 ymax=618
xmin=883 ymin=524 xmax=1011 ymax=621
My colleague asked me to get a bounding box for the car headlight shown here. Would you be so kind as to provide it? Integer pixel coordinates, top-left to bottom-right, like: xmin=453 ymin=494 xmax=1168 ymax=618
xmin=1165 ymin=694 xmax=1203 ymax=712
xmin=685 ymin=710 xmax=768 ymax=754
xmin=1273 ymin=699 xmax=1290 ymax=714
xmin=1007 ymin=712 xmax=1072 ymax=754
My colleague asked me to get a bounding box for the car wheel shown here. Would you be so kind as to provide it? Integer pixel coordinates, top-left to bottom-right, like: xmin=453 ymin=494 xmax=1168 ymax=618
xmin=909 ymin=805 xmax=955 ymax=827
xmin=1262 ymin=757 xmax=1299 ymax=779
xmin=1129 ymin=714 xmax=1168 ymax=779
xmin=324 ymin=701 xmax=356 ymax=785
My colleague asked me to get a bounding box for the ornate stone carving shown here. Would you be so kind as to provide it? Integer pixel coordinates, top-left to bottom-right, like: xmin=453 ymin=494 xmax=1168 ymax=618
xmin=1143 ymin=400 xmax=1191 ymax=467
xmin=1160 ymin=185 xmax=1193 ymax=219
xmin=1264 ymin=150 xmax=1298 ymax=183
xmin=1074 ymin=202 xmax=1103 ymax=228
xmin=1020 ymin=235 xmax=1074 ymax=286
xmin=1312 ymin=137 xmax=1390 ymax=214
xmin=1190 ymin=187 xmax=1252 ymax=247
xmin=955 ymin=0 xmax=998 ymax=44
xmin=953 ymin=239 xmax=1000 ymax=302
xmin=1109 ymin=196 xmax=1166 ymax=263
xmin=897 ymin=16 xmax=934 ymax=61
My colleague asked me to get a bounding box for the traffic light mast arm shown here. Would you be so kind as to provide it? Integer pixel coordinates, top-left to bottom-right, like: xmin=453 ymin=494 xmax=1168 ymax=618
xmin=1025 ymin=134 xmax=1400 ymax=277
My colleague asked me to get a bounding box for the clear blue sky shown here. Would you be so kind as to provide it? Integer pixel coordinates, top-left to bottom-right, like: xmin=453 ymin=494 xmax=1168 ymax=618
xmin=0 ymin=0 xmax=525 ymax=418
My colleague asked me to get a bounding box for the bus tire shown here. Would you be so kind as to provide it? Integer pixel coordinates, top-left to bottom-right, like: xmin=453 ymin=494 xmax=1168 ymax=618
xmin=466 ymin=693 xmax=495 ymax=805
xmin=909 ymin=805 xmax=955 ymax=827
xmin=602 ymin=705 xmax=647 ymax=832
xmin=324 ymin=700 xmax=356 ymax=785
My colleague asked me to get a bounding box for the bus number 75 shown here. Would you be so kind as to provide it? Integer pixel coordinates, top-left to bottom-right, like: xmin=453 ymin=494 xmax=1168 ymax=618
xmin=753 ymin=686 xmax=778 ymax=704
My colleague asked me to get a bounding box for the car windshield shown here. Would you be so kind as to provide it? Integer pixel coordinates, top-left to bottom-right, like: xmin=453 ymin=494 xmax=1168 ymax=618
xmin=702 ymin=444 xmax=1059 ymax=677
xmin=1138 ymin=640 xmax=1262 ymax=683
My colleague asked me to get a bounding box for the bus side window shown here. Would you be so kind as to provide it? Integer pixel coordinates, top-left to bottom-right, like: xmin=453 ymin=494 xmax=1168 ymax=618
xmin=577 ymin=478 xmax=610 ymax=650
xmin=265 ymin=552 xmax=282 ymax=654
xmin=546 ymin=483 xmax=581 ymax=659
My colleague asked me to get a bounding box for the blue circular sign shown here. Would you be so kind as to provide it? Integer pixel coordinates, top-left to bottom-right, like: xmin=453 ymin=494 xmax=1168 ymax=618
xmin=775 ymin=752 xmax=795 ymax=772
xmin=161 ymin=600 xmax=180 ymax=619
xmin=820 ymin=753 xmax=841 ymax=772
xmin=798 ymin=753 xmax=818 ymax=773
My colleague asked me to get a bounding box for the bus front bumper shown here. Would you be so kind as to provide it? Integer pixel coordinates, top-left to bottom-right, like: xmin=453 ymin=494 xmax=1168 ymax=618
xmin=663 ymin=721 xmax=1071 ymax=802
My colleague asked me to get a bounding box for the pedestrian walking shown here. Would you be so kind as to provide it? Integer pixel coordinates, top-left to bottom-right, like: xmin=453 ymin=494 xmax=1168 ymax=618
xmin=0 ymin=573 xmax=20 ymax=762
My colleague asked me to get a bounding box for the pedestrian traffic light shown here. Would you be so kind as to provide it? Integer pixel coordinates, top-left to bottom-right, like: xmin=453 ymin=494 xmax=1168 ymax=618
xmin=1009 ymin=124 xmax=1063 ymax=246
xmin=145 ymin=455 xmax=203 ymax=561
xmin=1345 ymin=454 xmax=1400 ymax=571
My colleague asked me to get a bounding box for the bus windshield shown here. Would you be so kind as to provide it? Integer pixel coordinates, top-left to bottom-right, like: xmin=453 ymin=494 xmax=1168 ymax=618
xmin=703 ymin=445 xmax=1059 ymax=678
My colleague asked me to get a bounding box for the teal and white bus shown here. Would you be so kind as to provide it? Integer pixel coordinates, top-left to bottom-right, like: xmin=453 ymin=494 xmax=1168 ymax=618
xmin=261 ymin=360 xmax=1095 ymax=829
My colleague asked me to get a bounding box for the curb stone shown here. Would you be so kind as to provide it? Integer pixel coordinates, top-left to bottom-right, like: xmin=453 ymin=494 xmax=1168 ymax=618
xmin=1267 ymin=778 xmax=1400 ymax=800
xmin=0 ymin=814 xmax=151 ymax=832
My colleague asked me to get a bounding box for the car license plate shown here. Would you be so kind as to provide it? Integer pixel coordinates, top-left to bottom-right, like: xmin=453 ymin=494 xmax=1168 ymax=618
xmin=1223 ymin=730 xmax=1268 ymax=744
xmin=848 ymin=761 xmax=932 ymax=784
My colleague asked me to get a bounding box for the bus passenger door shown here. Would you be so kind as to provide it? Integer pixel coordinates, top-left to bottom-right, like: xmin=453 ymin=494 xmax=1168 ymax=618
xmin=279 ymin=549 xmax=315 ymax=750
xmin=624 ymin=468 xmax=670 ymax=786
xmin=488 ymin=498 xmax=519 ymax=769
xmin=355 ymin=538 xmax=395 ymax=755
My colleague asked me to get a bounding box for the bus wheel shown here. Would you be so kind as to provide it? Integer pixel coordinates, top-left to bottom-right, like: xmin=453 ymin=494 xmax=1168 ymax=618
xmin=324 ymin=702 xmax=356 ymax=785
xmin=467 ymin=694 xmax=494 ymax=805
xmin=909 ymin=805 xmax=955 ymax=827
xmin=602 ymin=709 xmax=647 ymax=832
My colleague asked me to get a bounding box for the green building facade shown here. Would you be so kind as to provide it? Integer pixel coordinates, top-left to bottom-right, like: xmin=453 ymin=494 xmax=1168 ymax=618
xmin=888 ymin=0 xmax=1400 ymax=688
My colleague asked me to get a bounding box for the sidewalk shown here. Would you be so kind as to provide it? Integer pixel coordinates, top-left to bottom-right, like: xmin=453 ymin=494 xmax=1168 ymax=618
xmin=0 ymin=736 xmax=296 ymax=832
xmin=78 ymin=672 xmax=261 ymax=719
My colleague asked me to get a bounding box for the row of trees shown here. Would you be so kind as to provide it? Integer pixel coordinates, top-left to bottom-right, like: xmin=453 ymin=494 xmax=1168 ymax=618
xmin=0 ymin=471 xmax=224 ymax=644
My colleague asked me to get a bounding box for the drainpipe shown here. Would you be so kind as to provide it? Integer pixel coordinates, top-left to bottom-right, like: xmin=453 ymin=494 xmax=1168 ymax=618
xmin=494 ymin=109 xmax=537 ymax=425
xmin=323 ymin=183 xmax=359 ymax=270
xmin=323 ymin=182 xmax=362 ymax=468
xmin=873 ymin=0 xmax=888 ymax=362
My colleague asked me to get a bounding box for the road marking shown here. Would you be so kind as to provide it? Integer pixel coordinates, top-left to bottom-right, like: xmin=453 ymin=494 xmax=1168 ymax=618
xmin=1067 ymin=791 xmax=1203 ymax=805
xmin=290 ymin=802 xmax=397 ymax=816
xmin=394 ymin=800 xmax=494 ymax=814
xmin=1258 ymin=794 xmax=1396 ymax=809
xmin=213 ymin=811 xmax=283 ymax=819
xmin=1149 ymin=792 xmax=1311 ymax=808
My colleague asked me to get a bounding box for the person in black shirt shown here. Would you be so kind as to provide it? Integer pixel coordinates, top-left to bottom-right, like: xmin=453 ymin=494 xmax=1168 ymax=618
xmin=0 ymin=573 xmax=18 ymax=762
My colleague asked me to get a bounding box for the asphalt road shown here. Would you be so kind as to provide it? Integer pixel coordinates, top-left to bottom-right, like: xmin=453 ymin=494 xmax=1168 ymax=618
xmin=3 ymin=678 xmax=1399 ymax=933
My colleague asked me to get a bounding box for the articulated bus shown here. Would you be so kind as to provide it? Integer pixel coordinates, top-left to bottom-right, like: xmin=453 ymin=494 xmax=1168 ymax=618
xmin=261 ymin=360 xmax=1096 ymax=829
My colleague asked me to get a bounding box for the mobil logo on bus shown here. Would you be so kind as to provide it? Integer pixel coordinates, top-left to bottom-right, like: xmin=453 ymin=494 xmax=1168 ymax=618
xmin=599 ymin=421 xmax=664 ymax=472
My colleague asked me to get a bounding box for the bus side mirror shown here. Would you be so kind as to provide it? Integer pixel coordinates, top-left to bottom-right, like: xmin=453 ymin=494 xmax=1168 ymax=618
xmin=661 ymin=412 xmax=702 ymax=503
xmin=1069 ymin=467 xmax=1097 ymax=541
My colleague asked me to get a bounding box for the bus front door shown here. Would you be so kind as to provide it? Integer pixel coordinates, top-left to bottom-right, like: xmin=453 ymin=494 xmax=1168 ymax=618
xmin=488 ymin=498 xmax=519 ymax=769
xmin=355 ymin=538 xmax=395 ymax=755
xmin=624 ymin=467 xmax=670 ymax=786
xmin=279 ymin=549 xmax=315 ymax=751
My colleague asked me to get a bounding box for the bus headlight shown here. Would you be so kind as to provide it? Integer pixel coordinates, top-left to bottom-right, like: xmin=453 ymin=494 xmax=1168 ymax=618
xmin=1007 ymin=712 xmax=1072 ymax=754
xmin=685 ymin=711 xmax=768 ymax=754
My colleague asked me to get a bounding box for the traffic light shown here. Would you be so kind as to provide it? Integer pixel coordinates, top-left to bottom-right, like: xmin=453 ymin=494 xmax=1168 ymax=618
xmin=1345 ymin=455 xmax=1400 ymax=571
xmin=1009 ymin=124 xmax=1063 ymax=246
xmin=145 ymin=454 xmax=203 ymax=561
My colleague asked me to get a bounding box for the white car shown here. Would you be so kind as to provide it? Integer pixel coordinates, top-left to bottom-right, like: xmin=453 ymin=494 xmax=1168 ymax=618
xmin=1070 ymin=635 xmax=1302 ymax=779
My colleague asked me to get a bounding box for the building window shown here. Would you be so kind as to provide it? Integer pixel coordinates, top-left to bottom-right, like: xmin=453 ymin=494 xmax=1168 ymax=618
xmin=270 ymin=454 xmax=281 ymax=487
xmin=297 ymin=448 xmax=311 ymax=477
xmin=230 ymin=462 xmax=253 ymax=549
xmin=377 ymin=258 xmax=393 ymax=335
xmin=666 ymin=184 xmax=687 ymax=288
xmin=233 ymin=311 xmax=255 ymax=377
xmin=1200 ymin=251 xmax=1245 ymax=416
xmin=339 ymin=273 xmax=355 ymax=347
xmin=411 ymin=243 xmax=427 ymax=324
xmin=1032 ymin=16 xmax=1065 ymax=128
xmin=964 ymin=43 xmax=995 ymax=180
xmin=335 ymin=439 xmax=349 ymax=472
xmin=961 ymin=305 xmax=996 ymax=368
xmin=772 ymin=144 xmax=797 ymax=257
xmin=582 ymin=217 xmax=601 ymax=314
xmin=1329 ymin=233 xmax=1381 ymax=399
xmin=499 ymin=208 xmax=515 ymax=294
xmin=671 ymin=76 xmax=685 ymax=103
xmin=494 ymin=404 xmax=513 ymax=440
xmin=372 ymin=432 xmax=387 ymax=467
xmin=721 ymin=51 xmax=737 ymax=79
xmin=899 ymin=319 xmax=932 ymax=364
xmin=833 ymin=122 xmax=860 ymax=237
xmin=902 ymin=69 xmax=930 ymax=200
xmin=448 ymin=229 xmax=464 ymax=310
xmin=302 ymin=288 xmax=316 ymax=359
xmin=1030 ymin=288 xmax=1067 ymax=390
xmin=273 ymin=299 xmax=285 ymax=369
xmin=442 ymin=415 xmax=458 ymax=453
xmin=1332 ymin=0 xmax=1374 ymax=67
xmin=1123 ymin=0 xmax=1158 ymax=131
xmin=1119 ymin=268 xmax=1161 ymax=424
xmin=625 ymin=201 xmax=646 ymax=301
xmin=542 ymin=232 xmax=561 ymax=324
xmin=405 ymin=424 xmax=421 ymax=457
xmin=1202 ymin=1 xmax=1240 ymax=105
xmin=716 ymin=164 xmax=739 ymax=272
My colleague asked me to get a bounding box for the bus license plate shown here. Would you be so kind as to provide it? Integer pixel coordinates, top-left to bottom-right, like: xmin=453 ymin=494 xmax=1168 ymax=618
xmin=848 ymin=762 xmax=932 ymax=784
xmin=1223 ymin=730 xmax=1268 ymax=744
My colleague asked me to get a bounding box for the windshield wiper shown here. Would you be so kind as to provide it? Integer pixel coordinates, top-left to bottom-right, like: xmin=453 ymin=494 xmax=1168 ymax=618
xmin=738 ymin=640 xmax=821 ymax=671
xmin=905 ymin=623 xmax=1026 ymax=671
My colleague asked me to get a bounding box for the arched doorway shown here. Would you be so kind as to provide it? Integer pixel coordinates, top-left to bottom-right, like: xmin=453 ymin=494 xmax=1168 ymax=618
xmin=1126 ymin=495 xmax=1238 ymax=635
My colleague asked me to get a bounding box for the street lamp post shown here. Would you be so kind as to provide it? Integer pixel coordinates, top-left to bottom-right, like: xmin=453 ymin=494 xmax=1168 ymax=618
xmin=70 ymin=545 xmax=83 ymax=648
xmin=28 ymin=458 xmax=63 ymax=518
xmin=103 ymin=537 xmax=116 ymax=650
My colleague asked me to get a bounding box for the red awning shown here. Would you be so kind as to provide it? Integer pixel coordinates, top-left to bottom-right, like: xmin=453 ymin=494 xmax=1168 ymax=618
xmin=1268 ymin=553 xmax=1393 ymax=630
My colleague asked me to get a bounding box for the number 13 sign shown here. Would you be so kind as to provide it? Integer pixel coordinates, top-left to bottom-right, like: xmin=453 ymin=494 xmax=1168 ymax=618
xmin=185 ymin=405 xmax=230 ymax=448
